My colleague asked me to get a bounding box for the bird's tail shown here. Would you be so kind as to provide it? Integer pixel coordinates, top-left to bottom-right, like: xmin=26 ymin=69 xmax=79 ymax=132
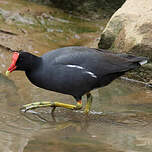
xmin=96 ymin=48 xmax=148 ymax=66
xmin=115 ymin=54 xmax=149 ymax=73
xmin=117 ymin=54 xmax=148 ymax=66
xmin=129 ymin=56 xmax=148 ymax=66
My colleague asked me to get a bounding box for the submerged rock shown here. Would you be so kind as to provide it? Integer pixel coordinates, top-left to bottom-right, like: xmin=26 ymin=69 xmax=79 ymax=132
xmin=98 ymin=0 xmax=152 ymax=60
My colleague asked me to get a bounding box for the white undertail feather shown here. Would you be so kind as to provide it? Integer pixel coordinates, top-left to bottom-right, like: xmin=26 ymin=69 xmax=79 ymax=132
xmin=139 ymin=60 xmax=148 ymax=65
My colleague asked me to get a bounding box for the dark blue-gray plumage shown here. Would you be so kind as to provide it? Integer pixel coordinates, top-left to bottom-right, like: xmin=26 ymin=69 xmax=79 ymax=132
xmin=7 ymin=46 xmax=148 ymax=113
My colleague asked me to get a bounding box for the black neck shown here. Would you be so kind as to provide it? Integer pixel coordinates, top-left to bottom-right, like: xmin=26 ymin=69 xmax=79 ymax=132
xmin=27 ymin=54 xmax=42 ymax=71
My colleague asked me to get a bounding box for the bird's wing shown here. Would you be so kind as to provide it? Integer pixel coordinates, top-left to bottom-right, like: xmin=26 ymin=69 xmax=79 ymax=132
xmin=42 ymin=46 xmax=140 ymax=76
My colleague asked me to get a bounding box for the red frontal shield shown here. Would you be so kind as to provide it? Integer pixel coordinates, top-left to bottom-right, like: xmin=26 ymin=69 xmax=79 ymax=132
xmin=8 ymin=52 xmax=19 ymax=72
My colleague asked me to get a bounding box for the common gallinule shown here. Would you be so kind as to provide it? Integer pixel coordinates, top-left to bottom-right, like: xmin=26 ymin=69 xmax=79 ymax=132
xmin=6 ymin=46 xmax=148 ymax=113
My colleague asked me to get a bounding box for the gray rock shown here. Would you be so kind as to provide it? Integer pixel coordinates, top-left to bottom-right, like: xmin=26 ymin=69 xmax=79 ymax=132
xmin=98 ymin=0 xmax=152 ymax=60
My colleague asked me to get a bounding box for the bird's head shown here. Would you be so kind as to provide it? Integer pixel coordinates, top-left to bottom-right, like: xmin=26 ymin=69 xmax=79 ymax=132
xmin=6 ymin=51 xmax=37 ymax=76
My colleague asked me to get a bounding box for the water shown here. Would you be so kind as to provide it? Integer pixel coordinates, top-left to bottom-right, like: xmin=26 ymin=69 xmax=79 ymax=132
xmin=0 ymin=0 xmax=152 ymax=152
xmin=0 ymin=63 xmax=152 ymax=152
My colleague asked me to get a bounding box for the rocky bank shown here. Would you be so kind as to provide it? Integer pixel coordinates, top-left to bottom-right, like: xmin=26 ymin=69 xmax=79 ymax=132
xmin=98 ymin=0 xmax=152 ymax=82
xmin=98 ymin=0 xmax=152 ymax=59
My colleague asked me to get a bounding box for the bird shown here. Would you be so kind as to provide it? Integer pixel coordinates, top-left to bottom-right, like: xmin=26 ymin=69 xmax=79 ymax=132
xmin=6 ymin=46 xmax=148 ymax=114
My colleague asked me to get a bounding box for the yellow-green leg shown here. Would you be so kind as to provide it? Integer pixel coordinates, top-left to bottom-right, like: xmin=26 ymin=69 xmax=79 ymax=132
xmin=20 ymin=100 xmax=82 ymax=113
xmin=84 ymin=93 xmax=93 ymax=114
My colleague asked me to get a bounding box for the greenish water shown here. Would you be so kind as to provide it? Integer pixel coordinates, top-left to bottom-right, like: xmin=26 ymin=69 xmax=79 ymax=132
xmin=0 ymin=0 xmax=152 ymax=152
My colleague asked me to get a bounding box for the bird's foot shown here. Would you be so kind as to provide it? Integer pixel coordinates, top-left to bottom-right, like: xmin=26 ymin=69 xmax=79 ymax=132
xmin=20 ymin=101 xmax=82 ymax=113
xmin=20 ymin=101 xmax=53 ymax=112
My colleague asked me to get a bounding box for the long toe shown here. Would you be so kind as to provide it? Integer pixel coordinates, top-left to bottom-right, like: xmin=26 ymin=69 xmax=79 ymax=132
xmin=20 ymin=101 xmax=53 ymax=112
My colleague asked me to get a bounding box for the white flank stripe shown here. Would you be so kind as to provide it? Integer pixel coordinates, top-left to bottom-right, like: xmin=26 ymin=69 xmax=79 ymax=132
xmin=66 ymin=65 xmax=84 ymax=69
xmin=66 ymin=64 xmax=97 ymax=79
xmin=139 ymin=60 xmax=148 ymax=65
xmin=84 ymin=71 xmax=97 ymax=78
